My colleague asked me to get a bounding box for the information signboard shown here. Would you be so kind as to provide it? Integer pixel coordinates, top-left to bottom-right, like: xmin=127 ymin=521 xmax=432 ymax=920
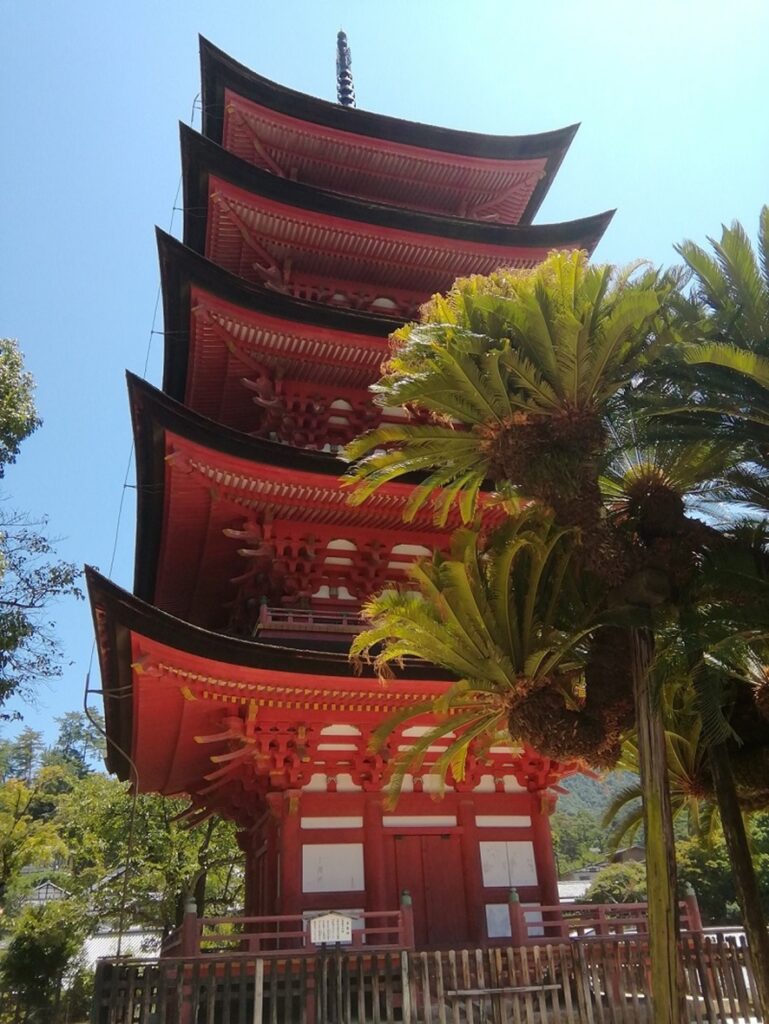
xmin=310 ymin=912 xmax=354 ymax=945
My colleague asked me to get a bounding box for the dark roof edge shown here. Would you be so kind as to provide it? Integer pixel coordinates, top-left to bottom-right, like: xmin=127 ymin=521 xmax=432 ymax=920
xmin=129 ymin=370 xmax=348 ymax=478
xmin=181 ymin=125 xmax=615 ymax=253
xmin=199 ymin=35 xmax=579 ymax=162
xmin=128 ymin=372 xmax=351 ymax=603
xmin=88 ymin=565 xmax=447 ymax=684
xmin=157 ymin=230 xmax=393 ymax=401
xmin=87 ymin=570 xmax=135 ymax=780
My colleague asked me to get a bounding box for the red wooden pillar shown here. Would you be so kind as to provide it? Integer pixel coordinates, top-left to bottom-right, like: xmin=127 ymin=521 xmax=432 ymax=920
xmin=529 ymin=791 xmax=560 ymax=908
xmin=279 ymin=789 xmax=303 ymax=916
xmin=363 ymin=793 xmax=388 ymax=913
xmin=456 ymin=796 xmax=486 ymax=943
xmin=683 ymin=884 xmax=703 ymax=933
xmin=265 ymin=794 xmax=283 ymax=915
xmin=507 ymin=889 xmax=528 ymax=946
xmin=181 ymin=899 xmax=200 ymax=955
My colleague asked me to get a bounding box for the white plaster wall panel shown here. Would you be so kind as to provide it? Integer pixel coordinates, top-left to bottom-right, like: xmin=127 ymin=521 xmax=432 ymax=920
xmin=402 ymin=725 xmax=455 ymax=738
xmin=484 ymin=904 xmax=543 ymax=939
xmin=475 ymin=815 xmax=531 ymax=828
xmin=479 ymin=841 xmax=537 ymax=887
xmin=302 ymin=843 xmax=365 ymax=893
xmin=302 ymin=773 xmax=328 ymax=792
xmin=301 ymin=817 xmax=364 ymax=830
xmin=503 ymin=776 xmax=526 ymax=793
xmin=485 ymin=904 xmax=511 ymax=938
xmin=422 ymin=774 xmax=453 ymax=793
xmin=524 ymin=907 xmax=544 ymax=937
xmin=334 ymin=773 xmax=362 ymax=792
xmin=303 ymin=773 xmax=363 ymax=793
xmin=382 ymin=815 xmax=457 ymax=827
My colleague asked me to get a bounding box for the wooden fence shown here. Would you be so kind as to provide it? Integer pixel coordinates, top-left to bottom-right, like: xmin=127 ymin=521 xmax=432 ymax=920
xmin=91 ymin=933 xmax=762 ymax=1024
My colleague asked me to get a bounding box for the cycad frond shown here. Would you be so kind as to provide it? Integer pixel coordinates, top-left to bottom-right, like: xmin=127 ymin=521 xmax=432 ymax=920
xmin=344 ymin=251 xmax=670 ymax=521
xmin=351 ymin=511 xmax=608 ymax=792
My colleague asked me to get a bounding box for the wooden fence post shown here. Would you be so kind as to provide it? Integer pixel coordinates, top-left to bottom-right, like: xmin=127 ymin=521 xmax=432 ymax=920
xmin=401 ymin=951 xmax=413 ymax=1024
xmin=181 ymin=898 xmax=200 ymax=956
xmin=507 ymin=888 xmax=527 ymax=947
xmin=401 ymin=890 xmax=416 ymax=950
xmin=252 ymin=959 xmax=264 ymax=1024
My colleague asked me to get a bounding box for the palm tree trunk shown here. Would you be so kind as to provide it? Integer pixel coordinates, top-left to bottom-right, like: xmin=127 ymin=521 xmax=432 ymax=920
xmin=709 ymin=740 xmax=769 ymax=1019
xmin=632 ymin=627 xmax=685 ymax=1023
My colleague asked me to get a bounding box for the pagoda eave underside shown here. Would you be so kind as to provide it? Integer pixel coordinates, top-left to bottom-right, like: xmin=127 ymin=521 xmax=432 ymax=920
xmin=129 ymin=375 xmax=481 ymax=623
xmin=159 ymin=232 xmax=392 ymax=408
xmin=89 ymin=568 xmax=570 ymax=826
xmin=200 ymin=36 xmax=578 ymax=225
xmin=182 ymin=127 xmax=614 ymax=309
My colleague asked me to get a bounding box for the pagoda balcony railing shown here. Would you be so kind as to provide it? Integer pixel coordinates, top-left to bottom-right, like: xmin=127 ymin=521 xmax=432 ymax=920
xmin=162 ymin=891 xmax=704 ymax=960
xmin=163 ymin=903 xmax=413 ymax=959
xmin=254 ymin=604 xmax=364 ymax=638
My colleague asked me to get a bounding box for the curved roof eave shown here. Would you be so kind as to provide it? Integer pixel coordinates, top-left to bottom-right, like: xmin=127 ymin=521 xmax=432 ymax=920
xmin=157 ymin=230 xmax=393 ymax=402
xmin=199 ymin=35 xmax=579 ymax=163
xmin=128 ymin=372 xmax=354 ymax=604
xmin=181 ymin=125 xmax=615 ymax=255
xmin=87 ymin=566 xmax=450 ymax=777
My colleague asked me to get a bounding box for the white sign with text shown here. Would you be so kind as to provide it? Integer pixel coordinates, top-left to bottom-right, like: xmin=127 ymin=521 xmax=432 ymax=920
xmin=310 ymin=912 xmax=353 ymax=945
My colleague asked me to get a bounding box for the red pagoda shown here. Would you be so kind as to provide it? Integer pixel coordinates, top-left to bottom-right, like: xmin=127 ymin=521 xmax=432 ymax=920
xmin=88 ymin=36 xmax=612 ymax=949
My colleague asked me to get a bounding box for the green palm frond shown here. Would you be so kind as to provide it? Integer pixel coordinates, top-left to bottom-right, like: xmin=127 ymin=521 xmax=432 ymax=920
xmin=344 ymin=250 xmax=671 ymax=520
xmin=601 ymin=414 xmax=734 ymax=511
xmin=606 ymin=680 xmax=716 ymax=848
xmin=351 ymin=510 xmax=603 ymax=796
xmin=683 ymin=344 xmax=769 ymax=390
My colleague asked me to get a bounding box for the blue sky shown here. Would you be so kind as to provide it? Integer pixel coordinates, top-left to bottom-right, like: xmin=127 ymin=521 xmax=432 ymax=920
xmin=1 ymin=0 xmax=768 ymax=739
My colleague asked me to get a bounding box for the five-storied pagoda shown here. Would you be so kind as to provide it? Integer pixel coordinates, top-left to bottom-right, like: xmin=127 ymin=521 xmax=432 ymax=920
xmin=88 ymin=35 xmax=612 ymax=948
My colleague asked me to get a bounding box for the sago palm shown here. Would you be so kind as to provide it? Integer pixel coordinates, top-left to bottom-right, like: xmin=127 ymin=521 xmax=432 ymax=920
xmin=663 ymin=207 xmax=769 ymax=462
xmin=351 ymin=509 xmax=625 ymax=795
xmin=344 ymin=250 xmax=672 ymax=557
xmin=602 ymin=700 xmax=715 ymax=851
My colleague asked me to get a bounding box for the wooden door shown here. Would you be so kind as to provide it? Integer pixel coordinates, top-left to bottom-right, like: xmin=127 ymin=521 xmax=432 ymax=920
xmin=394 ymin=835 xmax=428 ymax=946
xmin=422 ymin=834 xmax=467 ymax=946
xmin=393 ymin=833 xmax=468 ymax=947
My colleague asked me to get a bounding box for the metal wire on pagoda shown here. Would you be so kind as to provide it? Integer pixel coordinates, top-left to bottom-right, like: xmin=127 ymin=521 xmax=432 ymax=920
xmin=80 ymin=90 xmax=201 ymax=958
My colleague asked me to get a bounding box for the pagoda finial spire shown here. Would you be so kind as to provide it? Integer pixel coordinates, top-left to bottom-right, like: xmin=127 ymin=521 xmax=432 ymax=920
xmin=336 ymin=30 xmax=356 ymax=108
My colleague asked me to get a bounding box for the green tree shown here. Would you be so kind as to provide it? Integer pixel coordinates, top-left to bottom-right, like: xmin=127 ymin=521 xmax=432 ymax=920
xmin=55 ymin=773 xmax=243 ymax=934
xmin=0 ymin=774 xmax=65 ymax=909
xmin=649 ymin=210 xmax=769 ymax=1013
xmin=0 ymin=339 xmax=39 ymax=477
xmin=551 ymin=809 xmax=605 ymax=873
xmin=345 ymin=251 xmax=690 ymax=1022
xmin=353 ymin=512 xmax=613 ymax=795
xmin=0 ymin=340 xmax=82 ymax=715
xmin=0 ymin=509 xmax=82 ymax=711
xmin=2 ymin=725 xmax=44 ymax=783
xmin=44 ymin=710 xmax=106 ymax=777
xmin=0 ymin=901 xmax=88 ymax=1023
xmin=585 ymin=861 xmax=648 ymax=904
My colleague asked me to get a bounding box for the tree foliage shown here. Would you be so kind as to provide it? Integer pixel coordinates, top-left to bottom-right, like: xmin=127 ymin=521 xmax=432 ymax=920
xmin=0 ymin=902 xmax=88 ymax=1022
xmin=0 ymin=339 xmax=40 ymax=478
xmin=585 ymin=861 xmax=648 ymax=905
xmin=0 ymin=718 xmax=243 ymax=933
xmin=0 ymin=339 xmax=82 ymax=715
xmin=344 ymin=227 xmax=769 ymax=1019
xmin=0 ymin=509 xmax=82 ymax=711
